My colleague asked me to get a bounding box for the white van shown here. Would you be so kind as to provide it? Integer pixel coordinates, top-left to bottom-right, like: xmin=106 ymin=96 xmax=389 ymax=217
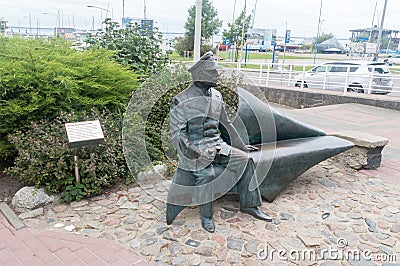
xmin=291 ymin=61 xmax=393 ymax=94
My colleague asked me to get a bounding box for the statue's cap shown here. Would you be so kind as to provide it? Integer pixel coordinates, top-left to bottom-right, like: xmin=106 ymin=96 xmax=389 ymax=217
xmin=188 ymin=51 xmax=219 ymax=76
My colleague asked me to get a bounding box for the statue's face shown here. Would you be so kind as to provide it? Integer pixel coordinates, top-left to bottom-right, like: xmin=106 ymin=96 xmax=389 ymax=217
xmin=199 ymin=69 xmax=219 ymax=87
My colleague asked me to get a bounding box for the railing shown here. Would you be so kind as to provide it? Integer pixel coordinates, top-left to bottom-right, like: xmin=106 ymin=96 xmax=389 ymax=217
xmin=219 ymin=61 xmax=400 ymax=97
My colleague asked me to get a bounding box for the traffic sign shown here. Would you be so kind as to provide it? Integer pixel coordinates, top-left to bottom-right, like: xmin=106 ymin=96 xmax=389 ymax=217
xmin=285 ymin=30 xmax=291 ymax=44
xmin=224 ymin=38 xmax=231 ymax=45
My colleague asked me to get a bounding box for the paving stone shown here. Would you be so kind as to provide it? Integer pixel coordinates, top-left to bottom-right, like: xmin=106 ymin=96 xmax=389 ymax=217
xmin=156 ymin=226 xmax=169 ymax=235
xmin=347 ymin=212 xmax=363 ymax=219
xmin=216 ymin=246 xmax=228 ymax=261
xmin=345 ymin=200 xmax=359 ymax=208
xmin=154 ymin=252 xmax=171 ymax=263
xmin=245 ymin=239 xmax=260 ymax=255
xmin=141 ymin=196 xmax=155 ymax=204
xmin=168 ymin=242 xmax=182 ymax=257
xmin=280 ymin=212 xmax=295 ymax=221
xmin=106 ymin=219 xmax=121 ymax=227
xmin=390 ymin=224 xmax=400 ymax=233
xmin=227 ymin=237 xmax=244 ymax=251
xmin=319 ymin=179 xmax=336 ymax=187
xmin=220 ymin=210 xmax=236 ymax=220
xmin=116 ymin=196 xmax=127 ymax=206
xmin=297 ymin=235 xmax=324 ymax=247
xmin=188 ymin=255 xmax=201 ymax=266
xmin=70 ymin=200 xmax=89 ymax=208
xmin=18 ymin=208 xmax=44 ymax=219
xmin=194 ymin=246 xmax=214 ymax=257
xmin=227 ymin=250 xmax=241 ymax=264
xmin=338 ymin=205 xmax=351 ymax=213
xmin=140 ymin=232 xmax=155 ymax=239
xmin=53 ymin=205 xmax=68 ymax=213
xmin=210 ymin=234 xmax=225 ymax=245
xmin=380 ymin=237 xmax=396 ymax=248
xmin=123 ymin=217 xmax=136 ymax=225
xmin=348 ymin=255 xmax=377 ymax=266
xmin=387 ymin=207 xmax=400 ymax=214
xmin=171 ymin=255 xmax=189 ymax=266
xmin=190 ymin=231 xmax=208 ymax=241
xmin=352 ymin=224 xmax=368 ymax=233
xmin=379 ymin=245 xmax=394 ymax=255
xmin=145 ymin=237 xmax=158 ymax=246
xmin=364 ymin=218 xmax=377 ymax=232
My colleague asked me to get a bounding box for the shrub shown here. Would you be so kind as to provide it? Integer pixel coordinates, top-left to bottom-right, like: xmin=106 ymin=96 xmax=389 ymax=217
xmin=85 ymin=19 xmax=169 ymax=76
xmin=0 ymin=36 xmax=138 ymax=158
xmin=6 ymin=109 xmax=132 ymax=202
xmin=173 ymin=36 xmax=214 ymax=57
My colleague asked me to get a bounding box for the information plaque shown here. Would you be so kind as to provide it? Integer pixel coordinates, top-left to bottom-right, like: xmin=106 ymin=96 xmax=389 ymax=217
xmin=65 ymin=120 xmax=105 ymax=148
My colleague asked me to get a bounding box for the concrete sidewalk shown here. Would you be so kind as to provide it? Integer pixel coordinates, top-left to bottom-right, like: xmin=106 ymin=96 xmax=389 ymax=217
xmin=272 ymin=102 xmax=400 ymax=187
xmin=0 ymin=203 xmax=147 ymax=265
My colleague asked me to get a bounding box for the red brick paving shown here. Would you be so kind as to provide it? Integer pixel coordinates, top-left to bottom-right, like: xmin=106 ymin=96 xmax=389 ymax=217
xmin=0 ymin=211 xmax=147 ymax=265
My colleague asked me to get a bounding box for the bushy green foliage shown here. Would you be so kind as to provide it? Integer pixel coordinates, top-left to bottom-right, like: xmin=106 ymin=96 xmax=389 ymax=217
xmin=176 ymin=0 xmax=222 ymax=55
xmin=222 ymin=8 xmax=252 ymax=47
xmin=6 ymin=109 xmax=132 ymax=202
xmin=85 ymin=19 xmax=169 ymax=76
xmin=0 ymin=36 xmax=138 ymax=158
xmin=173 ymin=36 xmax=213 ymax=57
xmin=184 ymin=0 xmax=222 ymax=41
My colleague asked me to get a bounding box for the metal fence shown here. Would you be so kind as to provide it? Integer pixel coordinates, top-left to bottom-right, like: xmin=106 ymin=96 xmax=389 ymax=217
xmin=219 ymin=61 xmax=400 ymax=98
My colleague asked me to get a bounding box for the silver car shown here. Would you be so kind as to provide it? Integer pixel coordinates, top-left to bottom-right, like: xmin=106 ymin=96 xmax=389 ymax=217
xmin=292 ymin=61 xmax=393 ymax=94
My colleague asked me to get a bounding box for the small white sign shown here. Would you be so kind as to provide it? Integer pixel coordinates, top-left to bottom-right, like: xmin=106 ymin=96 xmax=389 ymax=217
xmin=65 ymin=120 xmax=104 ymax=147
xmin=365 ymin=43 xmax=377 ymax=54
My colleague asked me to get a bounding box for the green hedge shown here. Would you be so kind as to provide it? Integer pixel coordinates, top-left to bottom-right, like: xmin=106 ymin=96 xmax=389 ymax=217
xmin=0 ymin=37 xmax=138 ymax=158
xmin=6 ymin=109 xmax=132 ymax=202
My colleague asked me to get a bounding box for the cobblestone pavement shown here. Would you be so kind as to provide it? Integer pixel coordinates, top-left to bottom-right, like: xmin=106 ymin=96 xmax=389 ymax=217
xmin=16 ymin=158 xmax=400 ymax=266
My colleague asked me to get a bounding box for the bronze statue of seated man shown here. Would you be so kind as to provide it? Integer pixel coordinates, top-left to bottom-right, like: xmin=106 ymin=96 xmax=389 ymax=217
xmin=168 ymin=51 xmax=272 ymax=233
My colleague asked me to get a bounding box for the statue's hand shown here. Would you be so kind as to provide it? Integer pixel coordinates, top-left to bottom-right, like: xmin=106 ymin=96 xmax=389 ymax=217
xmin=241 ymin=145 xmax=259 ymax=151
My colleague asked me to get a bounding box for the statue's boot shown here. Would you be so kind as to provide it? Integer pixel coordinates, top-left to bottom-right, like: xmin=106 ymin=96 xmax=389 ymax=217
xmin=200 ymin=216 xmax=215 ymax=233
xmin=199 ymin=199 xmax=214 ymax=233
xmin=240 ymin=207 xmax=273 ymax=222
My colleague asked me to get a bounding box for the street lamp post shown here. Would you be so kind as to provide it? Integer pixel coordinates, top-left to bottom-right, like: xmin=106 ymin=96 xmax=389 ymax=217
xmin=313 ymin=0 xmax=323 ymax=64
xmin=374 ymin=0 xmax=389 ymax=61
xmin=87 ymin=5 xmax=110 ymax=30
xmin=193 ymin=0 xmax=202 ymax=61
xmin=43 ymin=11 xmax=60 ymax=37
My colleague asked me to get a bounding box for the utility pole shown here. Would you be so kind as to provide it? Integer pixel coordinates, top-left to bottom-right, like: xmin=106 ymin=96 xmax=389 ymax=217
xmin=374 ymin=0 xmax=388 ymax=61
xmin=144 ymin=0 xmax=147 ymax=19
xmin=194 ymin=0 xmax=202 ymax=61
xmin=122 ymin=0 xmax=125 ymax=20
xmin=313 ymin=0 xmax=323 ymax=64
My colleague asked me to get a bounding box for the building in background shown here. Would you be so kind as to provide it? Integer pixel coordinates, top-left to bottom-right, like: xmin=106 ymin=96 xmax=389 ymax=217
xmin=350 ymin=26 xmax=399 ymax=53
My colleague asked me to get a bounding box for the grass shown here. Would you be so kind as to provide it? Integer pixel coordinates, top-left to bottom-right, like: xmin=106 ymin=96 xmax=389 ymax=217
xmin=217 ymin=51 xmax=340 ymax=61
xmin=169 ymin=50 xmax=341 ymax=63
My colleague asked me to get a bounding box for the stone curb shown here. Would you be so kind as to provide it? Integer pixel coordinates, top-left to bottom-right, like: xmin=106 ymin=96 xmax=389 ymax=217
xmin=0 ymin=202 xmax=25 ymax=230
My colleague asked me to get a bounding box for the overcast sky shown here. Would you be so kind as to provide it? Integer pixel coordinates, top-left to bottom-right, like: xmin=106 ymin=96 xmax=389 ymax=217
xmin=1 ymin=0 xmax=399 ymax=39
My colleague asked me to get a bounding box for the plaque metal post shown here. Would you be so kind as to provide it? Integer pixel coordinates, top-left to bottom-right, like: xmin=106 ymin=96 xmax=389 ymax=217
xmin=74 ymin=148 xmax=80 ymax=183
xmin=65 ymin=120 xmax=105 ymax=185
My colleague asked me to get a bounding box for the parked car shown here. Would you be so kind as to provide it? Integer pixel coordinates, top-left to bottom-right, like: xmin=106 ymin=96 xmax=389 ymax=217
xmin=291 ymin=61 xmax=393 ymax=94
xmin=384 ymin=55 xmax=400 ymax=65
xmin=218 ymin=44 xmax=231 ymax=51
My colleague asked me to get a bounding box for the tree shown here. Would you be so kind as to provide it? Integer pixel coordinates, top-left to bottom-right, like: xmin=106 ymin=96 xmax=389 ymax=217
xmin=222 ymin=8 xmax=252 ymax=48
xmin=222 ymin=8 xmax=251 ymax=61
xmin=184 ymin=0 xmax=222 ymax=42
xmin=86 ymin=19 xmax=169 ymax=75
